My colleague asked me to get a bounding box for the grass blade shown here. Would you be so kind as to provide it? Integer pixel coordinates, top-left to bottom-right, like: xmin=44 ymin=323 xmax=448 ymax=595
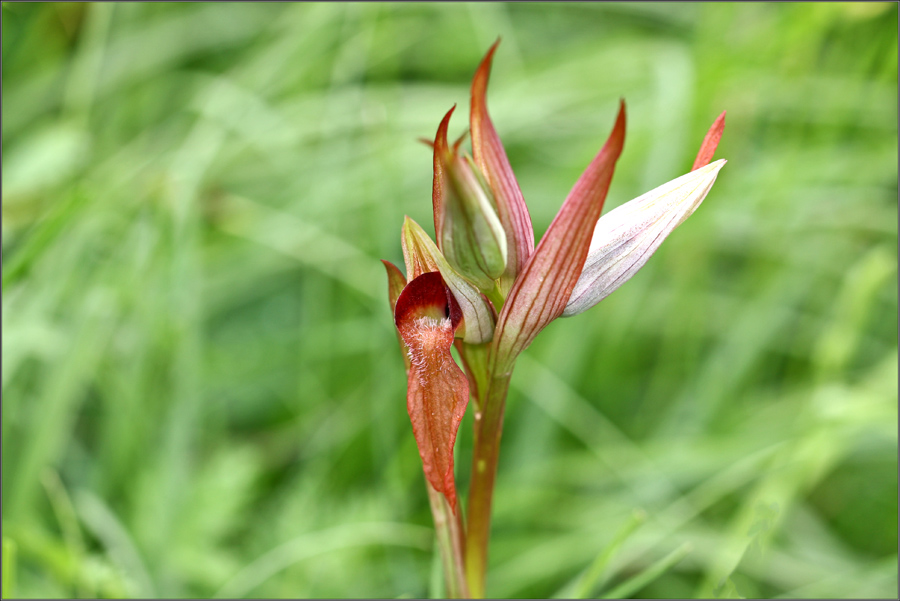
xmin=601 ymin=542 xmax=692 ymax=599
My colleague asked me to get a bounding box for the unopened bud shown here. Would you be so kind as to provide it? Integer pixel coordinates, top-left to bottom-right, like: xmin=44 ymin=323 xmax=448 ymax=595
xmin=439 ymin=154 xmax=508 ymax=292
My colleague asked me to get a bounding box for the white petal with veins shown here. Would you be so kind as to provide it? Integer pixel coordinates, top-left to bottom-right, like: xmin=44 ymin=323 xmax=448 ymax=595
xmin=563 ymin=159 xmax=726 ymax=317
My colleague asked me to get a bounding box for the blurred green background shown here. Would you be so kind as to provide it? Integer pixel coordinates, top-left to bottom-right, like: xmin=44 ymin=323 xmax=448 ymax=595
xmin=2 ymin=2 xmax=897 ymax=598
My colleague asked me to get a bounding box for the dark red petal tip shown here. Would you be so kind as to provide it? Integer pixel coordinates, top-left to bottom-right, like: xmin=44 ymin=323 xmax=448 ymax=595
xmin=432 ymin=105 xmax=457 ymax=244
xmin=692 ymin=111 xmax=726 ymax=171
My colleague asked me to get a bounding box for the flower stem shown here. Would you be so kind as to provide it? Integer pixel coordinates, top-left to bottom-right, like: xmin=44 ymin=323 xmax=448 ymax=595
xmin=464 ymin=372 xmax=512 ymax=598
xmin=426 ymin=481 xmax=469 ymax=598
xmin=484 ymin=284 xmax=506 ymax=314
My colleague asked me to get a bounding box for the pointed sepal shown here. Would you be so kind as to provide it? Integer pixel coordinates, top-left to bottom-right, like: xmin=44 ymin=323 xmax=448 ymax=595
xmin=432 ymin=106 xmax=454 ymax=245
xmin=470 ymin=39 xmax=535 ymax=295
xmin=382 ymin=259 xmax=407 ymax=312
xmin=491 ymin=101 xmax=626 ymax=373
xmin=402 ymin=217 xmax=440 ymax=282
xmin=382 ymin=259 xmax=412 ymax=371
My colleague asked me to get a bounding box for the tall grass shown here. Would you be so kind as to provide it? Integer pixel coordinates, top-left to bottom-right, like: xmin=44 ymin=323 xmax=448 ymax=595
xmin=2 ymin=3 xmax=897 ymax=598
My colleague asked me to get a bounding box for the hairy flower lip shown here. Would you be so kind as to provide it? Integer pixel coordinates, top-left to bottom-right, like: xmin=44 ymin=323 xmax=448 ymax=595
xmin=563 ymin=159 xmax=727 ymax=317
xmin=394 ymin=271 xmax=462 ymax=331
xmin=394 ymin=271 xmax=468 ymax=512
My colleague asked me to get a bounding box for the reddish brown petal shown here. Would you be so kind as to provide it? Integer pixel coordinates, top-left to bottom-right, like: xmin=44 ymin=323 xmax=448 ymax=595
xmin=382 ymin=259 xmax=407 ymax=310
xmin=395 ymin=272 xmax=469 ymax=511
xmin=691 ymin=111 xmax=726 ymax=171
xmin=493 ymin=101 xmax=626 ymax=373
xmin=470 ymin=39 xmax=535 ymax=292
xmin=383 ymin=259 xmax=412 ymax=372
xmin=432 ymin=106 xmax=456 ymax=245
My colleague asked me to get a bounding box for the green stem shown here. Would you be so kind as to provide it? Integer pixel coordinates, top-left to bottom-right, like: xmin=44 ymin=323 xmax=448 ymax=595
xmin=464 ymin=372 xmax=512 ymax=598
xmin=426 ymin=481 xmax=469 ymax=598
xmin=484 ymin=283 xmax=505 ymax=314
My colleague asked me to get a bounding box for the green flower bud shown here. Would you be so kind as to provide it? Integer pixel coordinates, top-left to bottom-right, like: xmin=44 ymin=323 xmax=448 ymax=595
xmin=439 ymin=153 xmax=508 ymax=293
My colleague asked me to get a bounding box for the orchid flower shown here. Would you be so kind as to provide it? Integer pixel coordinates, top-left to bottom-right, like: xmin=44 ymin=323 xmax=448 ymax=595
xmin=382 ymin=40 xmax=727 ymax=598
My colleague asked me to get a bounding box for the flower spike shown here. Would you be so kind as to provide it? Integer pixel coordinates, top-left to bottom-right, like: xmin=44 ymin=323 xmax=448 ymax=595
xmin=385 ymin=43 xmax=730 ymax=594
xmin=394 ymin=271 xmax=470 ymax=512
xmin=492 ymin=101 xmax=626 ymax=373
xmin=471 ymin=39 xmax=535 ymax=295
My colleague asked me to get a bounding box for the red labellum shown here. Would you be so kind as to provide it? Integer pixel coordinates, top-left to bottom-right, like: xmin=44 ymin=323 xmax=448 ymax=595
xmin=394 ymin=271 xmax=469 ymax=512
